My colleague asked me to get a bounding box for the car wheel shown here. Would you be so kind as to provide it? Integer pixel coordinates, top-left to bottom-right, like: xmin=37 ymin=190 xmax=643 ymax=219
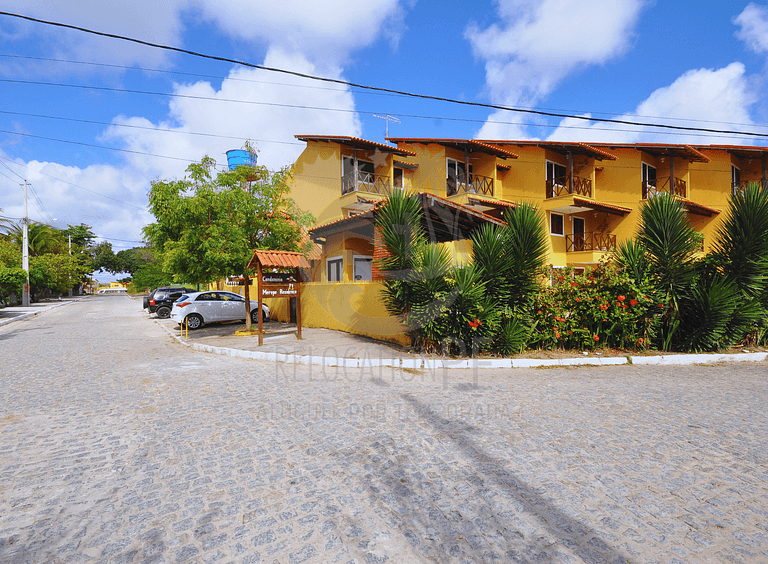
xmin=250 ymin=309 xmax=268 ymax=324
xmin=142 ymin=297 xmax=149 ymax=309
xmin=186 ymin=314 xmax=203 ymax=330
xmin=156 ymin=306 xmax=171 ymax=319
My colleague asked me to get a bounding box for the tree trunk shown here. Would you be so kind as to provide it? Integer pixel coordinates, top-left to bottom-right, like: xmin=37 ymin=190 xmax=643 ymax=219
xmin=243 ymin=272 xmax=252 ymax=331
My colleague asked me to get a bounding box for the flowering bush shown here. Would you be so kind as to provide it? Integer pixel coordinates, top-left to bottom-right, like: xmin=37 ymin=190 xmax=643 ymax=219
xmin=532 ymin=262 xmax=661 ymax=350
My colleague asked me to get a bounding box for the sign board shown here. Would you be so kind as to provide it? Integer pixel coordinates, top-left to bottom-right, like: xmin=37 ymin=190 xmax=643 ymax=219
xmin=260 ymin=283 xmax=297 ymax=298
xmin=261 ymin=273 xmax=297 ymax=284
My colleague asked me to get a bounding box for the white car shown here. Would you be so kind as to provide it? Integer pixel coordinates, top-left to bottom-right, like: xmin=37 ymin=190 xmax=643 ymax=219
xmin=170 ymin=290 xmax=270 ymax=330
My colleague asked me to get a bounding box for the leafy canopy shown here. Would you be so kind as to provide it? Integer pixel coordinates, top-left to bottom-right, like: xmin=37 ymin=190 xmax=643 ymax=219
xmin=144 ymin=155 xmax=313 ymax=285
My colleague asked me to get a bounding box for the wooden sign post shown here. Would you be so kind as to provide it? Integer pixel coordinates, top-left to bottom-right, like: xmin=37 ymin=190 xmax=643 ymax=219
xmin=247 ymin=250 xmax=309 ymax=346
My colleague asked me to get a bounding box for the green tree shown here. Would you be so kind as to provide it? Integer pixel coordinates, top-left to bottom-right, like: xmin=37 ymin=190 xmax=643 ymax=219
xmin=62 ymin=223 xmax=96 ymax=248
xmin=144 ymin=153 xmax=313 ymax=330
xmin=9 ymin=222 xmax=64 ymax=256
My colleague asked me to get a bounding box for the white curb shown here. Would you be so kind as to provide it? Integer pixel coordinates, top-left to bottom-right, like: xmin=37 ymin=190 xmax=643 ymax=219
xmin=156 ymin=321 xmax=768 ymax=370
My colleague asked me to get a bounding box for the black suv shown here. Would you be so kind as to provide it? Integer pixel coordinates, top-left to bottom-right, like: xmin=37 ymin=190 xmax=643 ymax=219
xmin=143 ymin=287 xmax=197 ymax=319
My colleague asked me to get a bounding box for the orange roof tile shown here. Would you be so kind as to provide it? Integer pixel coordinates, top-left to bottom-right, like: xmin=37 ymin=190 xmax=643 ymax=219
xmin=295 ymin=135 xmax=416 ymax=156
xmin=386 ymin=138 xmax=519 ymax=159
xmin=248 ymin=250 xmax=310 ymax=269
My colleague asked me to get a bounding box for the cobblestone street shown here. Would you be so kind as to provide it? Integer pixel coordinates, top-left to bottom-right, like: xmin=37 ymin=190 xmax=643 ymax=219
xmin=1 ymin=295 xmax=767 ymax=564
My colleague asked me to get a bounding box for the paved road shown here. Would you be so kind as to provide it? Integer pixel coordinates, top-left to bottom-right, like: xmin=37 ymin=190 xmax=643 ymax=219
xmin=1 ymin=296 xmax=767 ymax=564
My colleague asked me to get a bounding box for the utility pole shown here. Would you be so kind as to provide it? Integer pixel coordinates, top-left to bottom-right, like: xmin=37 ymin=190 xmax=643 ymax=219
xmin=21 ymin=181 xmax=30 ymax=307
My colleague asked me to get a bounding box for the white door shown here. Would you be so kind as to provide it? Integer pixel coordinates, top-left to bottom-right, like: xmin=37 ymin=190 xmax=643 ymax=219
xmin=354 ymin=257 xmax=372 ymax=281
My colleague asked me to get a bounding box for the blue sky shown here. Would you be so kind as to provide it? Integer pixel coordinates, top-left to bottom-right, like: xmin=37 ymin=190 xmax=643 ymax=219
xmin=2 ymin=0 xmax=768 ymax=281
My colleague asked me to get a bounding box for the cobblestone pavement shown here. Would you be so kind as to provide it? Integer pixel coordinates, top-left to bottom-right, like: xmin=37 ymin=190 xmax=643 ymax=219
xmin=1 ymin=296 xmax=767 ymax=564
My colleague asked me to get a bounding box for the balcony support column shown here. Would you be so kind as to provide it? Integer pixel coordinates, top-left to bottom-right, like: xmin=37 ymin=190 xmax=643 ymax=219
xmin=464 ymin=147 xmax=470 ymax=193
xmin=669 ymin=153 xmax=675 ymax=196
xmin=353 ymin=149 xmax=358 ymax=192
xmin=568 ymin=150 xmax=574 ymax=195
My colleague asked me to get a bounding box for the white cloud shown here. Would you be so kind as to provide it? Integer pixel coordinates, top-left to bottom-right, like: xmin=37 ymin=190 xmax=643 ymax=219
xmin=104 ymin=48 xmax=361 ymax=177
xmin=2 ymin=0 xmax=406 ymax=75
xmin=2 ymin=0 xmax=188 ymax=71
xmin=735 ymin=3 xmax=768 ymax=54
xmin=546 ymin=62 xmax=757 ymax=144
xmin=0 ymin=150 xmax=153 ymax=248
xmin=190 ymin=0 xmax=406 ymax=68
xmin=467 ymin=0 xmax=645 ymax=138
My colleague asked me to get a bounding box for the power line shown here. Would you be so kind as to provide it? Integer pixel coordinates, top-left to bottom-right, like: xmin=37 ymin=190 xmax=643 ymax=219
xmin=0 ymin=155 xmax=147 ymax=211
xmin=0 ymin=109 xmax=304 ymax=146
xmin=3 ymin=79 xmax=767 ymax=143
xmin=2 ymin=10 xmax=768 ymax=139
xmin=0 ymin=127 xmax=198 ymax=163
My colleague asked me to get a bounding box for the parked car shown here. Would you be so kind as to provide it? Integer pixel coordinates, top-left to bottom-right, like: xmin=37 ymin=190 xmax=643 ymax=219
xmin=170 ymin=291 xmax=270 ymax=329
xmin=143 ymin=287 xmax=197 ymax=319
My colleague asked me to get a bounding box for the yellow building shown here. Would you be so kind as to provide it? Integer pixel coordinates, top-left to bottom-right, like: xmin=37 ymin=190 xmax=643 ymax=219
xmin=290 ymin=137 xmax=764 ymax=279
xmin=228 ymin=136 xmax=767 ymax=342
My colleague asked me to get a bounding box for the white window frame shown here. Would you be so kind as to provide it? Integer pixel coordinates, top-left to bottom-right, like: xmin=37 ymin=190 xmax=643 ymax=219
xmin=353 ymin=255 xmax=373 ymax=281
xmin=642 ymin=162 xmax=657 ymax=187
xmin=732 ymin=164 xmax=740 ymax=186
xmin=550 ymin=212 xmax=564 ymax=237
xmin=327 ymin=256 xmax=343 ymax=282
xmin=546 ymin=160 xmax=567 ymax=187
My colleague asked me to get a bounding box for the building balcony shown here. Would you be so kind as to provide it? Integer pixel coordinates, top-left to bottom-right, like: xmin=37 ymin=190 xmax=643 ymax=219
xmin=546 ymin=175 xmax=592 ymax=198
xmin=643 ymin=176 xmax=686 ymax=199
xmin=565 ymin=232 xmax=616 ymax=253
xmin=447 ymin=173 xmax=494 ymax=197
xmin=342 ymin=171 xmax=391 ymax=195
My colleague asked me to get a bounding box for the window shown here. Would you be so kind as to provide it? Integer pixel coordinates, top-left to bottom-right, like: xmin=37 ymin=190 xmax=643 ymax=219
xmin=353 ymin=256 xmax=373 ymax=281
xmin=642 ymin=162 xmax=656 ymax=188
xmin=342 ymin=156 xmax=374 ymax=177
xmin=327 ymin=257 xmax=343 ymax=282
xmin=446 ymin=158 xmax=473 ymax=195
xmin=546 ymin=161 xmax=566 ymax=186
xmin=394 ymin=168 xmax=404 ymax=190
xmin=550 ymin=212 xmax=564 ymax=236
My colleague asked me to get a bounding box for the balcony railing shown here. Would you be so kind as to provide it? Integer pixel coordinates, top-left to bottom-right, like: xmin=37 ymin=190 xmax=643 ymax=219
xmin=643 ymin=176 xmax=686 ymax=199
xmin=565 ymin=232 xmax=617 ymax=253
xmin=546 ymin=175 xmax=592 ymax=198
xmin=447 ymin=173 xmax=494 ymax=197
xmin=342 ymin=171 xmax=391 ymax=195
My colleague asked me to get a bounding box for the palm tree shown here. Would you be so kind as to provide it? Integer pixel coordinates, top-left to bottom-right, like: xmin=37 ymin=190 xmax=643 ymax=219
xmin=9 ymin=222 xmax=62 ymax=256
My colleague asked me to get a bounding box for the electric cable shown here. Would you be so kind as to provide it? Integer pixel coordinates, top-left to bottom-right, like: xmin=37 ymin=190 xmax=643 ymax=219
xmin=1 ymin=11 xmax=767 ymax=138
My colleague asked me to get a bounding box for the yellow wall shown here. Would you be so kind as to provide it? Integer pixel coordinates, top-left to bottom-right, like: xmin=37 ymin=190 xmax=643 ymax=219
xmin=289 ymin=141 xmax=344 ymax=225
xmin=265 ymin=281 xmax=408 ymax=345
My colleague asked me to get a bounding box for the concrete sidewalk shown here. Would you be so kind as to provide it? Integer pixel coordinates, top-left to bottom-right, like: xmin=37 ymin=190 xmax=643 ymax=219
xmin=0 ymin=296 xmax=86 ymax=327
xmin=151 ymin=309 xmax=768 ymax=370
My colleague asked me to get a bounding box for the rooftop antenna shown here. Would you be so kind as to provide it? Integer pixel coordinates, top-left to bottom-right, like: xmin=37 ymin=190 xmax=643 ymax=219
xmin=374 ymin=114 xmax=401 ymax=139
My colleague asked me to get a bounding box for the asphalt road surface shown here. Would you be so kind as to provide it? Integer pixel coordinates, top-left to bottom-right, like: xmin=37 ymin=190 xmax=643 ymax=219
xmin=1 ymin=295 xmax=767 ymax=564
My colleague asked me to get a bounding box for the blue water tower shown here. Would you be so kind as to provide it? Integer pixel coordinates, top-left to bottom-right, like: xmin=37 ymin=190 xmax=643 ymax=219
xmin=226 ymin=149 xmax=257 ymax=171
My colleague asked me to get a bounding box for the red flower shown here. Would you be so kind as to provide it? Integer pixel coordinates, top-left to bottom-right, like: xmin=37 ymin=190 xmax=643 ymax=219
xmin=593 ymin=335 xmax=600 ymax=342
xmin=571 ymin=282 xmax=578 ymax=287
xmin=600 ymin=304 xmax=608 ymax=310
xmin=555 ymin=332 xmax=560 ymax=339
xmin=629 ymin=299 xmax=638 ymax=306
xmin=618 ymin=295 xmax=625 ymax=301
xmin=637 ymin=337 xmax=644 ymax=344
xmin=468 ymin=318 xmax=481 ymax=328
xmin=568 ymin=330 xmax=573 ymax=334
xmin=575 ymin=298 xmax=580 ymax=302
